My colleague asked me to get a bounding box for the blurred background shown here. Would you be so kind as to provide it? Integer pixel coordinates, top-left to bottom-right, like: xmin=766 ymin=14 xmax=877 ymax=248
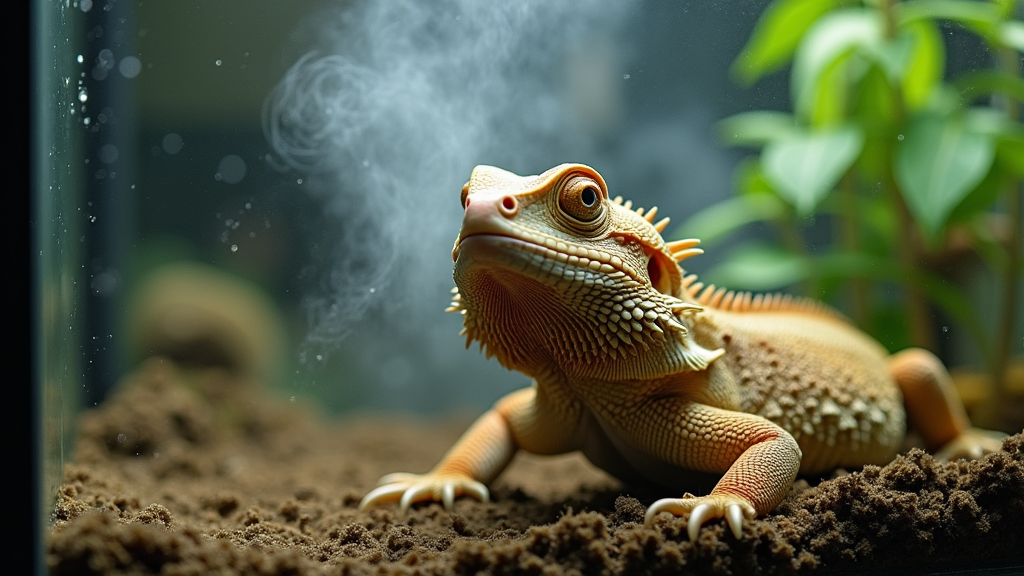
xmin=37 ymin=0 xmax=798 ymax=416
xmin=32 ymin=0 xmax=1021 ymax=560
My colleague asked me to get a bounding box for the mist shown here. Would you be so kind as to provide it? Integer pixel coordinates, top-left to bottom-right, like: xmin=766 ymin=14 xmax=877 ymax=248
xmin=264 ymin=0 xmax=752 ymax=412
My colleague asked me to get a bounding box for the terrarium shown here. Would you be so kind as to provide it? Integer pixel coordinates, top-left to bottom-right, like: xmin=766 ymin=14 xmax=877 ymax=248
xmin=34 ymin=1 xmax=1023 ymax=574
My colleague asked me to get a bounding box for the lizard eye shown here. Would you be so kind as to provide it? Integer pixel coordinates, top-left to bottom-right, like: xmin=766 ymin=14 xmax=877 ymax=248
xmin=558 ymin=175 xmax=605 ymax=223
xmin=460 ymin=182 xmax=470 ymax=209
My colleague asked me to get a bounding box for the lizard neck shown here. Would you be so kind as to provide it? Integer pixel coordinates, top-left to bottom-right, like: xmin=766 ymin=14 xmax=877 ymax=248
xmin=454 ymin=263 xmax=722 ymax=382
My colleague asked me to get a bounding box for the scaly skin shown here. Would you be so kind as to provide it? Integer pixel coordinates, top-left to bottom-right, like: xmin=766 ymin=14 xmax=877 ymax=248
xmin=360 ymin=163 xmax=1007 ymax=540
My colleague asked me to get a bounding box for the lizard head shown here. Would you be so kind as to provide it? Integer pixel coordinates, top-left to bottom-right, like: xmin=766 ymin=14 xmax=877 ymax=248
xmin=448 ymin=163 xmax=723 ymax=380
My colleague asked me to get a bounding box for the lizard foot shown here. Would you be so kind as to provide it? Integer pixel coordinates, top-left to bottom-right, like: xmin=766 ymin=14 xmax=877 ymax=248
xmin=935 ymin=427 xmax=1008 ymax=461
xmin=644 ymin=494 xmax=756 ymax=541
xmin=358 ymin=472 xmax=489 ymax=513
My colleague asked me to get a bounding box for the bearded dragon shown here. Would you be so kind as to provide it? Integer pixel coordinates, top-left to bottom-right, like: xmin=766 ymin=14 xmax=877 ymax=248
xmin=360 ymin=163 xmax=1006 ymax=540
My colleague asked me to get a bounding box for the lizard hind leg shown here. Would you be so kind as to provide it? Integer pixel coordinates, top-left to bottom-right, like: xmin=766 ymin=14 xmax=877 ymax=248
xmin=889 ymin=348 xmax=1006 ymax=460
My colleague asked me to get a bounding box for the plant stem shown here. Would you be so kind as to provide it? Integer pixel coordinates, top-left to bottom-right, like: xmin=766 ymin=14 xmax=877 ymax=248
xmin=880 ymin=0 xmax=935 ymax=351
xmin=840 ymin=171 xmax=869 ymax=324
xmin=985 ymin=42 xmax=1022 ymax=427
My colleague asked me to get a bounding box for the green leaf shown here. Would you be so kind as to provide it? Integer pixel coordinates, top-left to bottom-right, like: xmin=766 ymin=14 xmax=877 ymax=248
xmin=996 ymin=134 xmax=1024 ymax=177
xmin=791 ymin=250 xmax=985 ymax=349
xmin=807 ymin=54 xmax=856 ymax=126
xmin=761 ymin=126 xmax=864 ymax=215
xmin=965 ymin=107 xmax=1023 ymax=139
xmin=699 ymin=244 xmax=987 ymax=349
xmin=731 ymin=0 xmax=837 ymax=85
xmin=895 ymin=112 xmax=996 ymax=239
xmin=853 ymin=64 xmax=899 ymax=133
xmin=954 ymin=70 xmax=1024 ymax=104
xmin=792 ymin=9 xmax=882 ymax=122
xmin=717 ymin=111 xmax=799 ymax=147
xmin=674 ymin=193 xmax=788 ymax=245
xmin=703 ymin=244 xmax=808 ymax=291
xmin=946 ymin=154 xmax=1005 ymax=224
xmin=994 ymin=0 xmax=1019 ymax=19
xmin=735 ymin=157 xmax=776 ymax=197
xmin=895 ymin=0 xmax=1001 ymax=28
xmin=998 ymin=20 xmax=1024 ymax=52
xmin=899 ymin=20 xmax=945 ymax=111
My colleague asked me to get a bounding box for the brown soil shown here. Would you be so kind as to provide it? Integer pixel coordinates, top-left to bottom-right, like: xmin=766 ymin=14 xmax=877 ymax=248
xmin=47 ymin=356 xmax=1024 ymax=575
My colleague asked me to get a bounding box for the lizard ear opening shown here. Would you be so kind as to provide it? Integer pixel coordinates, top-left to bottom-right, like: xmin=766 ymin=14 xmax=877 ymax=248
xmin=646 ymin=254 xmax=674 ymax=295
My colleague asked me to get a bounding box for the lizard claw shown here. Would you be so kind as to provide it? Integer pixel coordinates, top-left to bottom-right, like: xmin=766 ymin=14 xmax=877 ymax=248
xmin=935 ymin=428 xmax=1007 ymax=462
xmin=359 ymin=472 xmax=489 ymax=513
xmin=644 ymin=495 xmax=755 ymax=540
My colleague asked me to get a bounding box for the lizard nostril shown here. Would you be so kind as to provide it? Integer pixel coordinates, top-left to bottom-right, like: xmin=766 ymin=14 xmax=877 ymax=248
xmin=499 ymin=195 xmax=518 ymax=217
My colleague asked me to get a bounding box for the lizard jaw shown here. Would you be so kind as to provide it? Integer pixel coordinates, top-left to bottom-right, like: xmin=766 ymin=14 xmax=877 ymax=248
xmin=454 ymin=233 xmax=629 ymax=280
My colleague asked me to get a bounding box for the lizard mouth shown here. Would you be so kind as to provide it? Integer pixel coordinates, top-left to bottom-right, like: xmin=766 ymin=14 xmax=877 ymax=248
xmin=454 ymin=233 xmax=633 ymax=281
xmin=453 ymin=234 xmax=551 ymax=269
xmin=452 ymin=232 xmax=516 ymax=260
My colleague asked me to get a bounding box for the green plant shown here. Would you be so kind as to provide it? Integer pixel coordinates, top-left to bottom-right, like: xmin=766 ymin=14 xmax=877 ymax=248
xmin=678 ymin=0 xmax=1023 ymax=424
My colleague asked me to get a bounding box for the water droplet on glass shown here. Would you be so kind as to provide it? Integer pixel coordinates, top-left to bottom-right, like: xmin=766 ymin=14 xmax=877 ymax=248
xmin=116 ymin=433 xmax=126 ymax=443
xmin=315 ymin=354 xmax=323 ymax=361
xmin=942 ymin=326 xmax=949 ymax=333
xmin=897 ymin=134 xmax=905 ymax=141
xmin=77 ymin=54 xmax=84 ymax=63
xmin=98 ymin=49 xmax=115 ymax=70
xmin=78 ymin=89 xmax=88 ymax=103
xmin=290 ymin=396 xmax=296 ymax=403
xmin=230 ymin=244 xmax=238 ymax=252
xmin=623 ymin=73 xmax=630 ymax=79
xmin=162 ymin=133 xmax=183 ymax=154
xmin=296 ymin=178 xmax=303 ymax=184
xmin=91 ymin=272 xmax=118 ymax=296
xmin=216 ymin=154 xmax=247 ymax=184
xmin=119 ymin=55 xmax=142 ymax=79
xmin=215 ymin=59 xmax=222 ymax=66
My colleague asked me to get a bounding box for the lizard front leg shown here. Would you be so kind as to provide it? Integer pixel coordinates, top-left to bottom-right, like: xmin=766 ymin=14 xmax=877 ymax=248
xmin=359 ymin=384 xmax=581 ymax=512
xmin=623 ymin=400 xmax=801 ymax=540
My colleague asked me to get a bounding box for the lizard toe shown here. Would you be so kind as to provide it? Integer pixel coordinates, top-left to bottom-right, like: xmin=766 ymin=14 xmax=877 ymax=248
xmin=687 ymin=503 xmax=714 ymax=541
xmin=645 ymin=494 xmax=756 ymax=540
xmin=935 ymin=428 xmax=1008 ymax=462
xmin=726 ymin=503 xmax=745 ymax=539
xmin=359 ymin=483 xmax=408 ymax=510
xmin=359 ymin=472 xmax=490 ymax=513
xmin=399 ymin=483 xmax=436 ymax=514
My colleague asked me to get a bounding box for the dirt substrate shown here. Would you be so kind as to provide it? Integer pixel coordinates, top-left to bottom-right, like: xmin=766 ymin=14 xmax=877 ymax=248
xmin=48 ymin=357 xmax=1024 ymax=575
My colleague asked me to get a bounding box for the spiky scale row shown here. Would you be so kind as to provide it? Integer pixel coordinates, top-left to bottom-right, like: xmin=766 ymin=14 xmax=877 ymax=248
xmin=445 ymin=289 xmax=463 ymax=313
xmin=665 ymin=239 xmax=704 ymax=263
xmin=611 ymin=197 xmax=670 ymax=233
xmin=679 ymin=274 xmax=843 ymax=319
